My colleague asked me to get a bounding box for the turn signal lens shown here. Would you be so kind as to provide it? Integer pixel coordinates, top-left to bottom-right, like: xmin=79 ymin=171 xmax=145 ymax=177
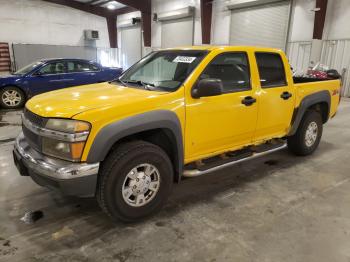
xmin=42 ymin=137 xmax=86 ymax=162
xmin=71 ymin=142 xmax=85 ymax=160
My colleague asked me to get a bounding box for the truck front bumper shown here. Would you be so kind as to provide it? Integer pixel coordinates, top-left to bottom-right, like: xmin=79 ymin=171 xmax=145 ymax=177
xmin=13 ymin=132 xmax=99 ymax=197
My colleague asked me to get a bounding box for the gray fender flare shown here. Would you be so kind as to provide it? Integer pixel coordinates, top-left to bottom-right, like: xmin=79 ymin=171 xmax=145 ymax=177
xmin=86 ymin=110 xmax=184 ymax=179
xmin=288 ymin=90 xmax=330 ymax=136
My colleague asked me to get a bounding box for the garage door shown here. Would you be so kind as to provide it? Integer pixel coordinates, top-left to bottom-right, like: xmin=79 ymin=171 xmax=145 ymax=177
xmin=229 ymin=1 xmax=291 ymax=50
xmin=121 ymin=26 xmax=142 ymax=69
xmin=161 ymin=17 xmax=194 ymax=48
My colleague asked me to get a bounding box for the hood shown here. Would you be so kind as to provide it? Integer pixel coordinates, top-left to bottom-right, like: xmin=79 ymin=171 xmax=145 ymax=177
xmin=25 ymin=82 xmax=166 ymax=118
xmin=0 ymin=74 xmax=21 ymax=80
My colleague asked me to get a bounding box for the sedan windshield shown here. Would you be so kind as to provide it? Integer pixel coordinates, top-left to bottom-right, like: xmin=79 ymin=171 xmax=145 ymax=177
xmin=117 ymin=50 xmax=208 ymax=92
xmin=14 ymin=61 xmax=43 ymax=75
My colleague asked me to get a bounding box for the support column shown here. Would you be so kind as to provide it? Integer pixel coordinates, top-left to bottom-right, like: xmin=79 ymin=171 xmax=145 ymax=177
xmin=310 ymin=0 xmax=328 ymax=65
xmin=106 ymin=16 xmax=117 ymax=48
xmin=200 ymin=0 xmax=213 ymax=44
xmin=141 ymin=11 xmax=152 ymax=47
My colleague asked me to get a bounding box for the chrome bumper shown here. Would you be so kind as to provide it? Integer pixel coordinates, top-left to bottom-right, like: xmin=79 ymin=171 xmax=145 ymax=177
xmin=13 ymin=132 xmax=99 ymax=197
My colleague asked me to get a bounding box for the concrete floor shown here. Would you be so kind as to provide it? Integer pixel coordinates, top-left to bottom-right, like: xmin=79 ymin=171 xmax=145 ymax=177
xmin=0 ymin=100 xmax=350 ymax=262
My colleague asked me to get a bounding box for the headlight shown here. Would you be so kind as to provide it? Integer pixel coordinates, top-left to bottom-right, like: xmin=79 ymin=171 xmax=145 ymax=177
xmin=42 ymin=138 xmax=86 ymax=162
xmin=45 ymin=119 xmax=90 ymax=133
xmin=42 ymin=119 xmax=91 ymax=162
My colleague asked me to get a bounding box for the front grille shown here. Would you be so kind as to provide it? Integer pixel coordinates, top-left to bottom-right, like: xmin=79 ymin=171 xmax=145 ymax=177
xmin=23 ymin=108 xmax=47 ymax=127
xmin=22 ymin=124 xmax=41 ymax=152
xmin=22 ymin=108 xmax=46 ymax=153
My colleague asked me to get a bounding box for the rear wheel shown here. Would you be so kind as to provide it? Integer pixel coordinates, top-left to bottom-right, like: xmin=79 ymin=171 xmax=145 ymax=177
xmin=0 ymin=86 xmax=25 ymax=109
xmin=97 ymin=140 xmax=173 ymax=222
xmin=287 ymin=110 xmax=323 ymax=156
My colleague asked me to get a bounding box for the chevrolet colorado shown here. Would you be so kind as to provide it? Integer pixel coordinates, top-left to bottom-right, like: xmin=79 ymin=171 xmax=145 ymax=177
xmin=13 ymin=46 xmax=341 ymax=222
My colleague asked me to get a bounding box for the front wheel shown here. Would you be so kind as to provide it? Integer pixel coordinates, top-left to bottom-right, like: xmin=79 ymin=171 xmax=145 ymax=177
xmin=287 ymin=110 xmax=323 ymax=156
xmin=0 ymin=86 xmax=25 ymax=109
xmin=97 ymin=141 xmax=173 ymax=222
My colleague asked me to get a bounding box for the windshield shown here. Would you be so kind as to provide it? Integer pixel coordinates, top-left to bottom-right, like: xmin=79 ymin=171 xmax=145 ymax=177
xmin=118 ymin=50 xmax=208 ymax=92
xmin=14 ymin=61 xmax=43 ymax=75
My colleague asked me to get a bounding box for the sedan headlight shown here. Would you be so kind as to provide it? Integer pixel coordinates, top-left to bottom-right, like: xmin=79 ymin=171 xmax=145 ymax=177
xmin=42 ymin=119 xmax=91 ymax=162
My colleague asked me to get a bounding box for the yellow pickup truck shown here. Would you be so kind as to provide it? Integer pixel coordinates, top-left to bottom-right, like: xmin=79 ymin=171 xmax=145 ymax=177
xmin=13 ymin=46 xmax=341 ymax=222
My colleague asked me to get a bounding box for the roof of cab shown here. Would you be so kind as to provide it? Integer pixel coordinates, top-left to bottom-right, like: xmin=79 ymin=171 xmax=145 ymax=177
xmin=163 ymin=45 xmax=283 ymax=53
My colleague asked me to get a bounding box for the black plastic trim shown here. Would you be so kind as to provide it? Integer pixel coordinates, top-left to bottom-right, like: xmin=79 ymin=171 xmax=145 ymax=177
xmin=288 ymin=90 xmax=330 ymax=136
xmin=87 ymin=110 xmax=184 ymax=181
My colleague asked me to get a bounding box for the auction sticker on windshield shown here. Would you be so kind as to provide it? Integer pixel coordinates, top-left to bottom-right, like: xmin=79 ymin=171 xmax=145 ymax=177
xmin=173 ymin=56 xmax=196 ymax=63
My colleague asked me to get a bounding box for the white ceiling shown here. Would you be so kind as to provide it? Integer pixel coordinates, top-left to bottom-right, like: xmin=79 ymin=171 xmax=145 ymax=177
xmin=73 ymin=0 xmax=126 ymax=10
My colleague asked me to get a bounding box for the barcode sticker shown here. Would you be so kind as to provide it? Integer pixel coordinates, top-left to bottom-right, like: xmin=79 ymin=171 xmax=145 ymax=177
xmin=173 ymin=56 xmax=196 ymax=63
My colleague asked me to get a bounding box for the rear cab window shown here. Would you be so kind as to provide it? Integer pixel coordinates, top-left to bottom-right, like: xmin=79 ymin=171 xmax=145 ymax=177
xmin=255 ymin=52 xmax=287 ymax=88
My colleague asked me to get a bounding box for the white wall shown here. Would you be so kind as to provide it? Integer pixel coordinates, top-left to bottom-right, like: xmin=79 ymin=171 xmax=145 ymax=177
xmin=288 ymin=0 xmax=315 ymax=42
xmin=211 ymin=0 xmax=231 ymax=45
xmin=323 ymin=0 xmax=350 ymax=40
xmin=0 ymin=0 xmax=110 ymax=47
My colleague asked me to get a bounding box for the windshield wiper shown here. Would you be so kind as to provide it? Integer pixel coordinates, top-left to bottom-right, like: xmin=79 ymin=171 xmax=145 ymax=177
xmin=124 ymin=80 xmax=155 ymax=90
xmin=111 ymin=78 xmax=127 ymax=86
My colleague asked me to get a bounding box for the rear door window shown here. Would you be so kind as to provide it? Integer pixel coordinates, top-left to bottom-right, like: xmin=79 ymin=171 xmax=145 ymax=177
xmin=67 ymin=61 xmax=99 ymax=73
xmin=255 ymin=53 xmax=287 ymax=88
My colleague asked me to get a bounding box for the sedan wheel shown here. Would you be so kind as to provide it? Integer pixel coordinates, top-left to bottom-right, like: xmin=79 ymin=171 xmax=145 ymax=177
xmin=0 ymin=87 xmax=25 ymax=109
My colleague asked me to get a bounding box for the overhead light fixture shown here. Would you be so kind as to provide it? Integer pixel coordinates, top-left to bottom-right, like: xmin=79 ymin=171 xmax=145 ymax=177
xmin=107 ymin=4 xmax=116 ymax=10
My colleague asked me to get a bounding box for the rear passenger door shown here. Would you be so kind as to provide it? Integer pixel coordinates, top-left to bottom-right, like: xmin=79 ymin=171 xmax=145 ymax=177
xmin=254 ymin=52 xmax=295 ymax=142
xmin=65 ymin=61 xmax=100 ymax=87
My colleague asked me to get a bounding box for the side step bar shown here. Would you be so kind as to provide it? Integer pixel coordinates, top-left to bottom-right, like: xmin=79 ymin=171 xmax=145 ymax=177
xmin=183 ymin=144 xmax=287 ymax=177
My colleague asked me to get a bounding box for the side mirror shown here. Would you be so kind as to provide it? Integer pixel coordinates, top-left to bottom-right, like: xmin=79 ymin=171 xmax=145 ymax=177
xmin=33 ymin=71 xmax=43 ymax=76
xmin=192 ymin=78 xmax=223 ymax=99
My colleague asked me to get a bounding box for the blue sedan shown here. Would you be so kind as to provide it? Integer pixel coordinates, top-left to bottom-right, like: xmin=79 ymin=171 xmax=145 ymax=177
xmin=0 ymin=58 xmax=123 ymax=109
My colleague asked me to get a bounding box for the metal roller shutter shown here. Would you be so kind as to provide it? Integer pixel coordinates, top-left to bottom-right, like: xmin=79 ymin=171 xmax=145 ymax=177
xmin=161 ymin=17 xmax=194 ymax=48
xmin=121 ymin=26 xmax=142 ymax=69
xmin=229 ymin=1 xmax=291 ymax=50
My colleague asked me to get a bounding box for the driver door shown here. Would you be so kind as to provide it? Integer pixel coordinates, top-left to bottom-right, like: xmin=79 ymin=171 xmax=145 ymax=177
xmin=185 ymin=52 xmax=258 ymax=160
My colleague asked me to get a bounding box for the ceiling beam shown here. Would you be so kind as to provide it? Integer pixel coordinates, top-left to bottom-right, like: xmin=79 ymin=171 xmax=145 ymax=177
xmin=43 ymin=0 xmax=109 ymax=17
xmin=115 ymin=0 xmax=151 ymax=12
xmin=200 ymin=0 xmax=212 ymax=44
xmin=87 ymin=0 xmax=101 ymax=5
xmin=115 ymin=6 xmax=137 ymax=15
xmin=96 ymin=0 xmax=112 ymax=7
xmin=313 ymin=0 xmax=328 ymax=39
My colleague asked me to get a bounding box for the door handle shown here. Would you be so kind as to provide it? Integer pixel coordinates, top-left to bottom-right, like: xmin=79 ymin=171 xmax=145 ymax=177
xmin=241 ymin=96 xmax=256 ymax=106
xmin=280 ymin=91 xmax=292 ymax=100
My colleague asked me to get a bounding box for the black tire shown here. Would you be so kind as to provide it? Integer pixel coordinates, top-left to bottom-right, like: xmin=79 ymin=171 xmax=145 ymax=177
xmin=97 ymin=140 xmax=173 ymax=222
xmin=0 ymin=86 xmax=26 ymax=109
xmin=287 ymin=110 xmax=323 ymax=156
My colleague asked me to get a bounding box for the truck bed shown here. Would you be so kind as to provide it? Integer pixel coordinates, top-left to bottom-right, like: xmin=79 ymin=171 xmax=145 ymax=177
xmin=293 ymin=78 xmax=341 ymax=118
